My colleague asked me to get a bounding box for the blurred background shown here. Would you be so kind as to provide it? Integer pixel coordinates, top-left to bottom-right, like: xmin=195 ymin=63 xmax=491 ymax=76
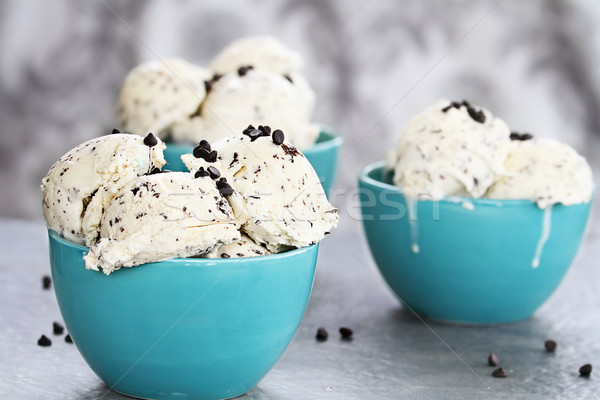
xmin=1 ymin=0 xmax=599 ymax=233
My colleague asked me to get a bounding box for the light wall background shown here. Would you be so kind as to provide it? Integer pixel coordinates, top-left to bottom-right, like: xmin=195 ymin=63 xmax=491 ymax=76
xmin=1 ymin=0 xmax=599 ymax=233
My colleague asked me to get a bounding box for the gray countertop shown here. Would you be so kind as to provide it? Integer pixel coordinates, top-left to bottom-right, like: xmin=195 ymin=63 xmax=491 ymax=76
xmin=1 ymin=219 xmax=599 ymax=399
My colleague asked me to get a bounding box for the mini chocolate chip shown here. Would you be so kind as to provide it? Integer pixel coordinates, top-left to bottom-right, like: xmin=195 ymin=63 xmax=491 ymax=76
xmin=272 ymin=129 xmax=285 ymax=145
xmin=216 ymin=178 xmax=228 ymax=189
xmin=510 ymin=132 xmax=534 ymax=141
xmin=112 ymin=128 xmax=121 ymax=134
xmin=221 ymin=253 xmax=231 ymax=259
xmin=195 ymin=167 xmax=209 ymax=178
xmin=148 ymin=167 xmax=163 ymax=175
xmin=212 ymin=73 xmax=222 ymax=82
xmin=258 ymin=125 xmax=271 ymax=136
xmin=467 ymin=107 xmax=486 ymax=123
xmin=492 ymin=367 xmax=507 ymax=378
xmin=441 ymin=101 xmax=462 ymax=113
xmin=544 ymin=340 xmax=557 ymax=352
xmin=65 ymin=334 xmax=73 ymax=344
xmin=144 ymin=133 xmax=158 ymax=147
xmin=207 ymin=166 xmax=221 ymax=179
xmin=243 ymin=124 xmax=255 ymax=135
xmin=339 ymin=327 xmax=353 ymax=340
xmin=53 ymin=322 xmax=64 ymax=335
xmin=204 ymin=80 xmax=212 ymax=93
xmin=193 ymin=146 xmax=210 ymax=159
xmin=237 ymin=65 xmax=253 ymax=76
xmin=42 ymin=275 xmax=52 ymax=290
xmin=316 ymin=328 xmax=328 ymax=341
xmin=219 ymin=184 xmax=234 ymax=197
xmin=247 ymin=129 xmax=262 ymax=142
xmin=488 ymin=353 xmax=500 ymax=366
xmin=198 ymin=140 xmax=211 ymax=152
xmin=580 ymin=364 xmax=593 ymax=377
xmin=283 ymin=74 xmax=293 ymax=83
xmin=38 ymin=335 xmax=51 ymax=347
xmin=205 ymin=150 xmax=218 ymax=163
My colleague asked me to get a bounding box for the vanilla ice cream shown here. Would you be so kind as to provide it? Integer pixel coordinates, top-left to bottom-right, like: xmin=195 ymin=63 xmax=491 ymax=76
xmin=205 ymin=234 xmax=270 ymax=259
xmin=183 ymin=127 xmax=338 ymax=252
xmin=172 ymin=68 xmax=318 ymax=149
xmin=117 ymin=58 xmax=210 ymax=139
xmin=389 ymin=100 xmax=511 ymax=199
xmin=84 ymin=172 xmax=240 ymax=274
xmin=41 ymin=133 xmax=166 ymax=245
xmin=487 ymin=138 xmax=594 ymax=208
xmin=211 ymin=35 xmax=302 ymax=76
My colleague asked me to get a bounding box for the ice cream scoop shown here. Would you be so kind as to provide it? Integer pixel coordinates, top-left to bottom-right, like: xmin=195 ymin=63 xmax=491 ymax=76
xmin=172 ymin=68 xmax=318 ymax=149
xmin=486 ymin=138 xmax=594 ymax=208
xmin=182 ymin=128 xmax=338 ymax=252
xmin=84 ymin=172 xmax=239 ymax=274
xmin=41 ymin=133 xmax=166 ymax=246
xmin=211 ymin=35 xmax=302 ymax=76
xmin=388 ymin=100 xmax=511 ymax=199
xmin=205 ymin=234 xmax=270 ymax=259
xmin=117 ymin=58 xmax=210 ymax=139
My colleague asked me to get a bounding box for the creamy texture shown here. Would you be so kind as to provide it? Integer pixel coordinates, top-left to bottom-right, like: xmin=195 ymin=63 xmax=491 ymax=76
xmin=84 ymin=172 xmax=239 ymax=274
xmin=117 ymin=58 xmax=210 ymax=139
xmin=183 ymin=134 xmax=338 ymax=252
xmin=389 ymin=100 xmax=511 ymax=199
xmin=41 ymin=134 xmax=166 ymax=245
xmin=172 ymin=69 xmax=319 ymax=149
xmin=205 ymin=234 xmax=270 ymax=259
xmin=211 ymin=35 xmax=302 ymax=75
xmin=486 ymin=139 xmax=594 ymax=208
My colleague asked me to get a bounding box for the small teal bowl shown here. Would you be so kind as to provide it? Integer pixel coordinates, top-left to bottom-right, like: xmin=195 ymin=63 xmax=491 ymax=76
xmin=48 ymin=230 xmax=318 ymax=400
xmin=358 ymin=161 xmax=593 ymax=324
xmin=164 ymin=129 xmax=343 ymax=196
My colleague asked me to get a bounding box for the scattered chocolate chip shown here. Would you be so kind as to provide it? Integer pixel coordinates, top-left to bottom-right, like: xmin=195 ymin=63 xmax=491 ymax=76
xmin=488 ymin=353 xmax=500 ymax=367
xmin=207 ymin=166 xmax=221 ymax=179
xmin=243 ymin=125 xmax=255 ymax=135
xmin=219 ymin=186 xmax=233 ymax=196
xmin=193 ymin=146 xmax=210 ymax=159
xmin=246 ymin=129 xmax=263 ymax=142
xmin=195 ymin=167 xmax=209 ymax=178
xmin=212 ymin=73 xmax=222 ymax=82
xmin=65 ymin=334 xmax=73 ymax=344
xmin=148 ymin=167 xmax=165 ymax=175
xmin=42 ymin=275 xmax=52 ymax=290
xmin=221 ymin=253 xmax=231 ymax=258
xmin=143 ymin=133 xmax=158 ymax=147
xmin=131 ymin=187 xmax=140 ymax=196
xmin=258 ymin=125 xmax=271 ymax=136
xmin=112 ymin=128 xmax=121 ymax=134
xmin=237 ymin=65 xmax=253 ymax=76
xmin=205 ymin=150 xmax=218 ymax=163
xmin=204 ymin=80 xmax=212 ymax=93
xmin=492 ymin=367 xmax=507 ymax=378
xmin=510 ymin=132 xmax=534 ymax=141
xmin=467 ymin=107 xmax=486 ymax=123
xmin=339 ymin=327 xmax=353 ymax=340
xmin=283 ymin=74 xmax=293 ymax=83
xmin=272 ymin=129 xmax=285 ymax=145
xmin=544 ymin=340 xmax=557 ymax=352
xmin=197 ymin=140 xmax=211 ymax=152
xmin=580 ymin=364 xmax=593 ymax=377
xmin=441 ymin=101 xmax=462 ymax=113
xmin=53 ymin=322 xmax=64 ymax=335
xmin=38 ymin=335 xmax=51 ymax=347
xmin=316 ymin=328 xmax=328 ymax=341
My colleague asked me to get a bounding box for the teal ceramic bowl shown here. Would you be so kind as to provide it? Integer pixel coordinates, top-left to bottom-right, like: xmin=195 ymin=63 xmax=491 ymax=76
xmin=164 ymin=129 xmax=343 ymax=196
xmin=48 ymin=230 xmax=318 ymax=400
xmin=358 ymin=161 xmax=593 ymax=324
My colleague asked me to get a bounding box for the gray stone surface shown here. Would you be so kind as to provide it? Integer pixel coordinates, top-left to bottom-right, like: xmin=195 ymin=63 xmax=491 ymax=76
xmin=1 ymin=219 xmax=599 ymax=399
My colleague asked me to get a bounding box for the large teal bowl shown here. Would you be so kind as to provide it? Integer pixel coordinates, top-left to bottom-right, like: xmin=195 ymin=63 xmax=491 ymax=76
xmin=358 ymin=161 xmax=593 ymax=324
xmin=164 ymin=129 xmax=343 ymax=196
xmin=48 ymin=230 xmax=318 ymax=399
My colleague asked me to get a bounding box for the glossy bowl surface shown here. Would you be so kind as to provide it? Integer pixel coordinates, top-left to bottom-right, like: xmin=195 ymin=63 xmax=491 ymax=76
xmin=358 ymin=161 xmax=593 ymax=324
xmin=163 ymin=128 xmax=343 ymax=196
xmin=49 ymin=230 xmax=318 ymax=399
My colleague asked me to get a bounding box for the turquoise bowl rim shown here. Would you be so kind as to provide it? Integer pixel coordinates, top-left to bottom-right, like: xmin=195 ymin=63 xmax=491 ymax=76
xmin=48 ymin=228 xmax=318 ymax=266
xmin=360 ymin=160 xmax=596 ymax=207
